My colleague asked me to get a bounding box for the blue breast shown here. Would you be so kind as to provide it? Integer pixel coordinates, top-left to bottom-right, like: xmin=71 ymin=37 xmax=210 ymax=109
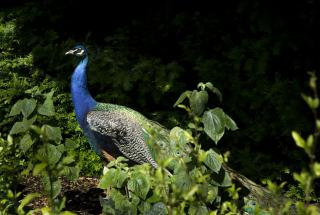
xmin=71 ymin=56 xmax=102 ymax=154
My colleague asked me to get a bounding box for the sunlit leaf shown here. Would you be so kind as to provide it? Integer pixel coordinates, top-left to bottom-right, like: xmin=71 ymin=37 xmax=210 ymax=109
xmin=291 ymin=131 xmax=305 ymax=149
xmin=173 ymin=90 xmax=191 ymax=107
xmin=60 ymin=211 xmax=77 ymax=215
xmin=202 ymin=108 xmax=225 ymax=144
xmin=314 ymin=163 xmax=320 ymax=177
xmin=33 ymin=162 xmax=47 ymax=175
xmin=17 ymin=193 xmax=41 ymax=214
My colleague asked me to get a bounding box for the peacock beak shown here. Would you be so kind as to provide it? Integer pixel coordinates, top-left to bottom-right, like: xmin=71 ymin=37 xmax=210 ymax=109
xmin=65 ymin=50 xmax=75 ymax=55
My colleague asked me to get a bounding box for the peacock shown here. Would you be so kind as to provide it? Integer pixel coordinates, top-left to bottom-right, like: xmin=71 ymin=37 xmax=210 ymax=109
xmin=65 ymin=44 xmax=184 ymax=171
xmin=66 ymin=44 xmax=283 ymax=211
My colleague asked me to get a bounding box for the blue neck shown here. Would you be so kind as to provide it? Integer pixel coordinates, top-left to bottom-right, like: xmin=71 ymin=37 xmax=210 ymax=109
xmin=71 ymin=56 xmax=97 ymax=128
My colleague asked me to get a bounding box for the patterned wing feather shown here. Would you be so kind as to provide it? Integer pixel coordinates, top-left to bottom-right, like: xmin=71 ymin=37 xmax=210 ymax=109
xmin=87 ymin=110 xmax=158 ymax=168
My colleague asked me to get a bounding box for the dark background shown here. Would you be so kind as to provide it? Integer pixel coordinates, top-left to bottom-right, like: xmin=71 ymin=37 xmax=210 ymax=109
xmin=1 ymin=0 xmax=319 ymax=182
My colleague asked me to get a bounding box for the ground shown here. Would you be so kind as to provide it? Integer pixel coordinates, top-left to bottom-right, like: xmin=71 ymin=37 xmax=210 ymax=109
xmin=21 ymin=176 xmax=105 ymax=215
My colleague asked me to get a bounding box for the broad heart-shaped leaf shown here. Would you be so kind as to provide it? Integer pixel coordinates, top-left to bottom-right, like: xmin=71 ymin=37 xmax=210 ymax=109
xmin=110 ymin=189 xmax=132 ymax=212
xmin=203 ymin=149 xmax=222 ymax=173
xmin=145 ymin=202 xmax=168 ymax=215
xmin=173 ymin=90 xmax=191 ymax=107
xmin=9 ymin=98 xmax=37 ymax=118
xmin=19 ymin=133 xmax=33 ymax=153
xmin=41 ymin=124 xmax=62 ymax=143
xmin=10 ymin=116 xmax=37 ymax=135
xmin=61 ymin=166 xmax=80 ymax=180
xmin=99 ymin=168 xmax=127 ymax=189
xmin=44 ymin=144 xmax=62 ymax=165
xmin=190 ymin=90 xmax=208 ymax=115
xmin=38 ymin=89 xmax=55 ymax=116
xmin=188 ymin=205 xmax=209 ymax=215
xmin=64 ymin=139 xmax=78 ymax=150
xmin=172 ymin=168 xmax=193 ymax=193
xmin=202 ymin=108 xmax=225 ymax=144
xmin=127 ymin=172 xmax=150 ymax=200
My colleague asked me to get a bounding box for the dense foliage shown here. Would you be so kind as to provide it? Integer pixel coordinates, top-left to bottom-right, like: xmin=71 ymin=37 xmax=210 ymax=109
xmin=1 ymin=0 xmax=320 ymax=214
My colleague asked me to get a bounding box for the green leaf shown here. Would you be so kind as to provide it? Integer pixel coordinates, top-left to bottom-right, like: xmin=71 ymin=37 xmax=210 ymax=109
xmin=202 ymin=108 xmax=225 ymax=144
xmin=211 ymin=168 xmax=232 ymax=187
xmin=204 ymin=82 xmax=222 ymax=102
xmin=65 ymin=139 xmax=78 ymax=150
xmin=51 ymin=180 xmax=62 ymax=199
xmin=314 ymin=162 xmax=320 ymax=177
xmin=173 ymin=90 xmax=191 ymax=107
xmin=62 ymin=156 xmax=75 ymax=165
xmin=128 ymin=172 xmax=150 ymax=199
xmin=10 ymin=116 xmax=37 ymax=135
xmin=99 ymin=168 xmax=127 ymax=189
xmin=204 ymin=149 xmax=222 ymax=173
xmin=60 ymin=211 xmax=77 ymax=215
xmin=17 ymin=193 xmax=41 ymax=215
xmin=61 ymin=166 xmax=80 ymax=180
xmin=41 ymin=125 xmax=62 ymax=143
xmin=207 ymin=184 xmax=218 ymax=203
xmin=9 ymin=98 xmax=37 ymax=118
xmin=302 ymin=94 xmax=319 ymax=109
xmin=145 ymin=202 xmax=168 ymax=215
xmin=188 ymin=205 xmax=208 ymax=215
xmin=139 ymin=201 xmax=152 ymax=213
xmin=110 ymin=189 xmax=131 ymax=212
xmin=19 ymin=134 xmax=33 ymax=153
xmin=225 ymin=114 xmax=238 ymax=131
xmin=56 ymin=144 xmax=65 ymax=153
xmin=46 ymin=144 xmax=62 ymax=165
xmin=33 ymin=163 xmax=47 ymax=175
xmin=172 ymin=169 xmax=193 ymax=193
xmin=190 ymin=90 xmax=208 ymax=115
xmin=38 ymin=90 xmax=55 ymax=116
xmin=291 ymin=131 xmax=306 ymax=149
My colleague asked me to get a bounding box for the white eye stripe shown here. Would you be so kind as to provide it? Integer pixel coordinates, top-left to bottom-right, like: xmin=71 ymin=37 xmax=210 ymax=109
xmin=77 ymin=49 xmax=85 ymax=55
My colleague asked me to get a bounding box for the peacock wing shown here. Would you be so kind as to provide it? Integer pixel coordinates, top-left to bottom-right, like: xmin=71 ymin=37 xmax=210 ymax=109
xmin=86 ymin=110 xmax=158 ymax=168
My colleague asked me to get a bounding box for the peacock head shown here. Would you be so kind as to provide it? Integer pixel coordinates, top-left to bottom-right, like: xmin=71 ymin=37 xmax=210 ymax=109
xmin=65 ymin=44 xmax=88 ymax=58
